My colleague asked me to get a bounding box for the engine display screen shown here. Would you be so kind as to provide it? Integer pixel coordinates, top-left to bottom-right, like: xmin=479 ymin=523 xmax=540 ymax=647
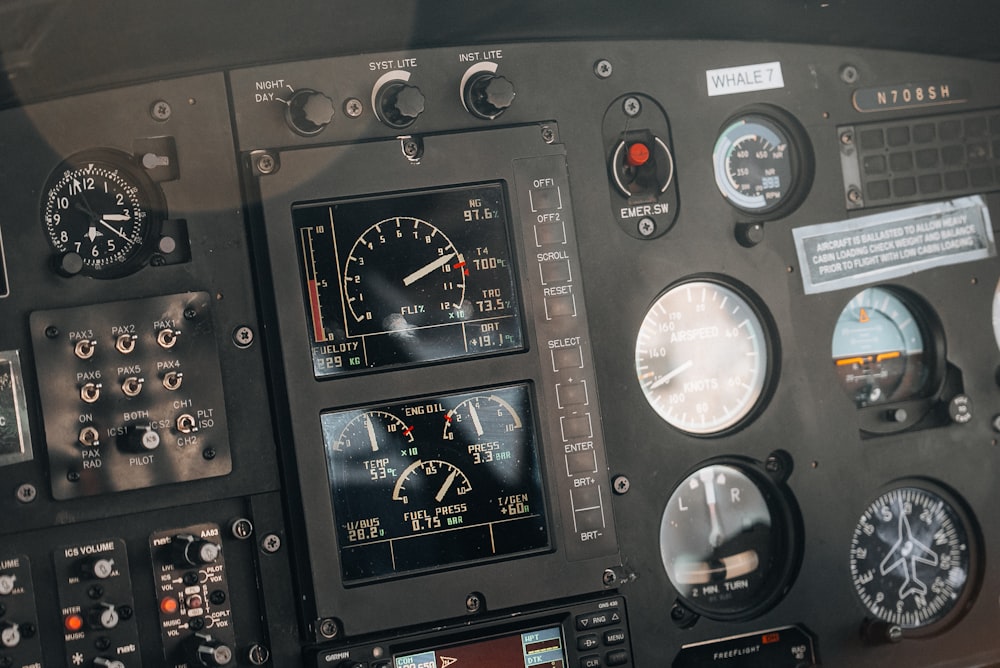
xmin=293 ymin=183 xmax=524 ymax=378
xmin=394 ymin=626 xmax=566 ymax=668
xmin=321 ymin=383 xmax=549 ymax=583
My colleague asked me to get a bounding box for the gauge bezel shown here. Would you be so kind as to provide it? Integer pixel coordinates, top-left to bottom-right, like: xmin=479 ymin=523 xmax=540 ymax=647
xmin=831 ymin=285 xmax=948 ymax=435
xmin=660 ymin=454 xmax=803 ymax=622
xmin=847 ymin=477 xmax=983 ymax=638
xmin=635 ymin=275 xmax=780 ymax=438
xmin=39 ymin=148 xmax=166 ymax=279
xmin=712 ymin=104 xmax=813 ymax=220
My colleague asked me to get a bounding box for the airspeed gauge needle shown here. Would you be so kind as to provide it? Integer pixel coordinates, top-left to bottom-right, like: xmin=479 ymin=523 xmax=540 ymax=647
xmin=650 ymin=359 xmax=693 ymax=390
xmin=402 ymin=252 xmax=456 ymax=286
xmin=435 ymin=468 xmax=459 ymax=502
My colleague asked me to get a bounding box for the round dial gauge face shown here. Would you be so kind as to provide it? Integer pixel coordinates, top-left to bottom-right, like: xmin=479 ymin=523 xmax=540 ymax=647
xmin=849 ymin=484 xmax=979 ymax=633
xmin=660 ymin=462 xmax=796 ymax=619
xmin=832 ymin=287 xmax=933 ymax=407
xmin=635 ymin=280 xmax=771 ymax=435
xmin=713 ymin=114 xmax=799 ymax=215
xmin=343 ymin=216 xmax=467 ymax=333
xmin=41 ymin=149 xmax=163 ymax=278
xmin=993 ymin=278 xmax=1000 ymax=351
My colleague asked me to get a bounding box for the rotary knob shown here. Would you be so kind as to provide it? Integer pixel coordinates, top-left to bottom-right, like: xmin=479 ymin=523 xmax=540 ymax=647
xmin=191 ymin=632 xmax=234 ymax=666
xmin=94 ymin=659 xmax=126 ymax=668
xmin=0 ymin=574 xmax=16 ymax=596
xmin=0 ymin=621 xmax=20 ymax=648
xmin=90 ymin=603 xmax=120 ymax=630
xmin=464 ymin=74 xmax=515 ymax=120
xmin=285 ymin=88 xmax=335 ymax=136
xmin=171 ymin=534 xmax=221 ymax=567
xmin=375 ymin=81 xmax=425 ymax=129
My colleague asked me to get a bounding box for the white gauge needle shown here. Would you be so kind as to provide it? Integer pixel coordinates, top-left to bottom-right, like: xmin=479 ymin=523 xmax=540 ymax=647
xmin=102 ymin=213 xmax=131 ymax=222
xmin=86 ymin=226 xmax=104 ymax=242
xmin=99 ymin=220 xmax=130 ymax=241
xmin=403 ymin=252 xmax=456 ymax=286
xmin=435 ymin=468 xmax=459 ymax=502
xmin=365 ymin=415 xmax=379 ymax=452
xmin=700 ymin=467 xmax=724 ymax=548
xmin=468 ymin=403 xmax=484 ymax=437
xmin=650 ymin=360 xmax=693 ymax=390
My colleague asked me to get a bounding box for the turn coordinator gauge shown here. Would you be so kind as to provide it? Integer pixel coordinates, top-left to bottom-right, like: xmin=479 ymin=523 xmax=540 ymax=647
xmin=660 ymin=455 xmax=801 ymax=622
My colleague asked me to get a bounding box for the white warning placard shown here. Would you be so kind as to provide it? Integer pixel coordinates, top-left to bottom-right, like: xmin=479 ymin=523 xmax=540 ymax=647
xmin=793 ymin=196 xmax=995 ymax=294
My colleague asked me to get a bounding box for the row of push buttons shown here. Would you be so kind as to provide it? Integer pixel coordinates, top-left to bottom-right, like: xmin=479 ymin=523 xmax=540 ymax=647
xmin=576 ymin=608 xmax=630 ymax=667
xmin=528 ymin=175 xmax=606 ymax=537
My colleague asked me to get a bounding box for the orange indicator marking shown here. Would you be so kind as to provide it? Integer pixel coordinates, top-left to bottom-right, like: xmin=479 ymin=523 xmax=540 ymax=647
xmin=876 ymin=351 xmax=901 ymax=362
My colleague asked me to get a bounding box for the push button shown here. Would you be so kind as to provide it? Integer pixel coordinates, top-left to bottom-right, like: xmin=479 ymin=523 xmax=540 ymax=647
xmin=581 ymin=655 xmax=602 ymax=668
xmin=577 ymin=634 xmax=600 ymax=651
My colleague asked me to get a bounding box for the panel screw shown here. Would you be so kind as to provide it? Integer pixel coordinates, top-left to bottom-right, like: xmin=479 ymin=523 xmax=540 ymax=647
xmin=541 ymin=126 xmax=556 ymax=144
xmin=209 ymin=590 xmax=227 ymax=605
xmin=612 ymin=475 xmax=630 ymax=495
xmin=344 ymin=98 xmax=363 ymax=118
xmin=183 ymin=307 xmax=197 ymax=320
xmin=256 ymin=153 xmax=277 ymax=175
xmin=602 ymin=569 xmax=616 ymax=586
xmin=15 ymin=483 xmax=36 ymax=504
xmin=231 ymin=517 xmax=254 ymax=540
xmin=840 ymin=65 xmax=859 ymax=84
xmin=67 ymin=471 xmax=81 ymax=483
xmin=594 ymin=59 xmax=613 ymax=79
xmin=45 ymin=326 xmax=59 ymax=339
xmin=190 ymin=617 xmax=205 ymax=631
xmin=847 ymin=187 xmax=863 ymax=204
xmin=94 ymin=637 xmax=112 ymax=651
xmin=233 ymin=326 xmax=255 ymax=349
xmin=623 ymin=96 xmax=642 ymax=118
xmin=401 ymin=138 xmax=422 ymax=159
xmin=261 ymin=533 xmax=282 ymax=554
xmin=318 ymin=618 xmax=339 ymax=639
xmin=150 ymin=100 xmax=172 ymax=121
xmin=637 ymin=217 xmax=656 ymax=237
xmin=248 ymin=643 xmax=271 ymax=666
xmin=203 ymin=447 xmax=217 ymax=460
xmin=465 ymin=592 xmax=483 ymax=613
xmin=118 ymin=605 xmax=133 ymax=620
xmin=840 ymin=130 xmax=854 ymax=145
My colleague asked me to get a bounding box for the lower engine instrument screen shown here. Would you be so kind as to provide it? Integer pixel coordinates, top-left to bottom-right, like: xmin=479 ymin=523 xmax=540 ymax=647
xmin=394 ymin=626 xmax=566 ymax=668
xmin=293 ymin=183 xmax=524 ymax=377
xmin=321 ymin=383 xmax=549 ymax=583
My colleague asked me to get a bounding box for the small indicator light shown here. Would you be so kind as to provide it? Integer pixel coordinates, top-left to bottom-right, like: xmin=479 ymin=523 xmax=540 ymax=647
xmin=64 ymin=614 xmax=84 ymax=632
xmin=626 ymin=143 xmax=651 ymax=167
xmin=762 ymin=632 xmax=781 ymax=645
xmin=160 ymin=597 xmax=179 ymax=615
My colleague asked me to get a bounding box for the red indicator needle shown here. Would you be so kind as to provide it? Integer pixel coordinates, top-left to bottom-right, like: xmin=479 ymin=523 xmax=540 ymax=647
xmin=403 ymin=426 xmax=414 ymax=436
xmin=453 ymin=261 xmax=467 ymax=269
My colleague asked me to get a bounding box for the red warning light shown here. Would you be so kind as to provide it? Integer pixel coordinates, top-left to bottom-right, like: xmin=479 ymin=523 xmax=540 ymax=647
xmin=64 ymin=613 xmax=84 ymax=632
xmin=159 ymin=596 xmax=179 ymax=615
xmin=626 ymin=142 xmax=651 ymax=167
xmin=762 ymin=632 xmax=781 ymax=645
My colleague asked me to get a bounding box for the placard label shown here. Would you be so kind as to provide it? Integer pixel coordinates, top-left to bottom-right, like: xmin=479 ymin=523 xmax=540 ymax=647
xmin=793 ymin=196 xmax=995 ymax=294
xmin=706 ymin=61 xmax=784 ymax=97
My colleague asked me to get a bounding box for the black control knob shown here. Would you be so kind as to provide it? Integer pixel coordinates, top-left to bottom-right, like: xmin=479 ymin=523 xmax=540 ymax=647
xmin=191 ymin=632 xmax=234 ymax=666
xmin=80 ymin=557 xmax=116 ymax=580
xmin=375 ymin=81 xmax=425 ymax=128
xmin=0 ymin=574 xmax=15 ymax=596
xmin=285 ymin=88 xmax=335 ymax=136
xmin=89 ymin=603 xmax=120 ymax=630
xmin=464 ymin=73 xmax=515 ymax=119
xmin=0 ymin=621 xmax=20 ymax=649
xmin=171 ymin=534 xmax=221 ymax=567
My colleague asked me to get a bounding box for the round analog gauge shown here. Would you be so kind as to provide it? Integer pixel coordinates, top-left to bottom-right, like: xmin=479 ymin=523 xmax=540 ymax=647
xmin=343 ymin=216 xmax=467 ymax=332
xmin=849 ymin=482 xmax=980 ymax=635
xmin=712 ymin=111 xmax=806 ymax=216
xmin=832 ymin=287 xmax=935 ymax=407
xmin=40 ymin=149 xmax=165 ymax=278
xmin=635 ymin=279 xmax=772 ymax=436
xmin=660 ymin=460 xmax=799 ymax=620
xmin=993 ymin=278 xmax=1000 ymax=351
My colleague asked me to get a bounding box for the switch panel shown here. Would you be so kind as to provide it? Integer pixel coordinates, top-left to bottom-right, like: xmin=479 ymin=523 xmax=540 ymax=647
xmin=0 ymin=554 xmax=43 ymax=668
xmin=150 ymin=523 xmax=235 ymax=667
xmin=53 ymin=538 xmax=140 ymax=667
xmin=30 ymin=292 xmax=231 ymax=499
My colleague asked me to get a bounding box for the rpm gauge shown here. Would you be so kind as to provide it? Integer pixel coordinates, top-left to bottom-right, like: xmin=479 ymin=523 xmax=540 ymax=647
xmin=660 ymin=458 xmax=800 ymax=620
xmin=849 ymin=481 xmax=981 ymax=635
xmin=712 ymin=109 xmax=810 ymax=217
xmin=635 ymin=279 xmax=774 ymax=436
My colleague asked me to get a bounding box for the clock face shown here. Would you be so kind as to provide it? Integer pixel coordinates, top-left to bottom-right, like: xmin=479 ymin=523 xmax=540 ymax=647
xmin=849 ymin=483 xmax=979 ymax=633
xmin=41 ymin=149 xmax=164 ymax=278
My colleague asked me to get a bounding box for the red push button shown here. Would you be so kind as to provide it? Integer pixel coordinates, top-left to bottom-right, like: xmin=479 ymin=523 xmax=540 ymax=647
xmin=160 ymin=596 xmax=179 ymax=615
xmin=64 ymin=613 xmax=84 ymax=632
xmin=626 ymin=142 xmax=651 ymax=167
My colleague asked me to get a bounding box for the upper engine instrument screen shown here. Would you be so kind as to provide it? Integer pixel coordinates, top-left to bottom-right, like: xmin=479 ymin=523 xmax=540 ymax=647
xmin=293 ymin=183 xmax=524 ymax=377
xmin=321 ymin=383 xmax=549 ymax=583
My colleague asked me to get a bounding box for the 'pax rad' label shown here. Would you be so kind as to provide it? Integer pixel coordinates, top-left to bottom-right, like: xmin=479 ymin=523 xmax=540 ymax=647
xmin=706 ymin=61 xmax=784 ymax=97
